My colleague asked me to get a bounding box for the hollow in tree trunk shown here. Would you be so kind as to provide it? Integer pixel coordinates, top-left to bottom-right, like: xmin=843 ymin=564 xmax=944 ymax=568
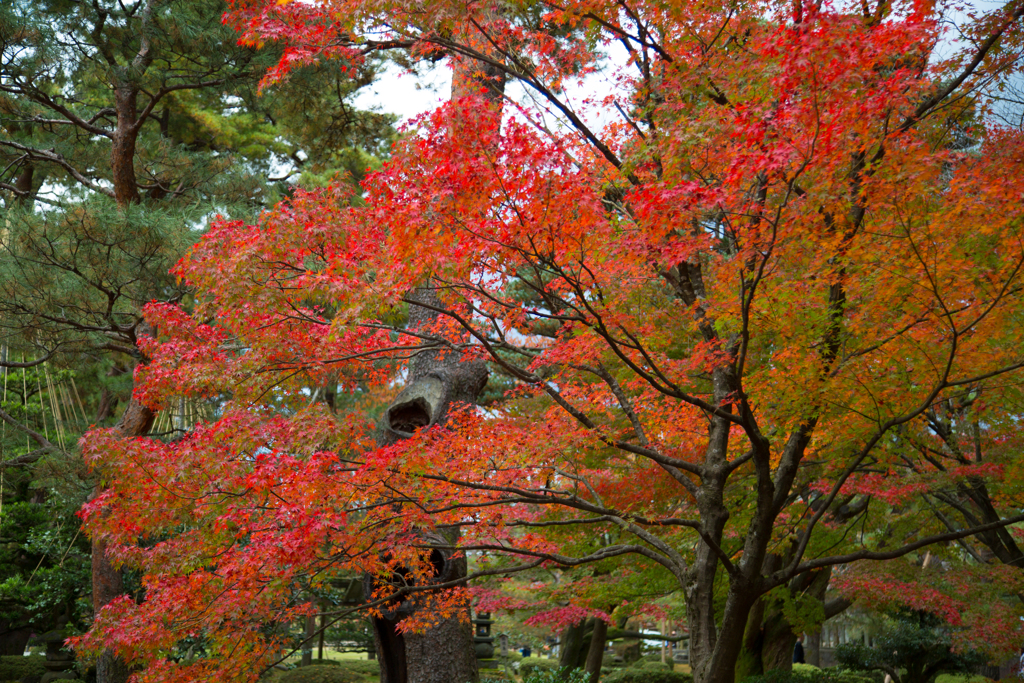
xmin=370 ymin=288 xmax=487 ymax=683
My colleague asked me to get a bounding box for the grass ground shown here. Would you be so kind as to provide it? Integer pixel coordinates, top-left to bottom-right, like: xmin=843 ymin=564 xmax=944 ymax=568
xmin=272 ymin=654 xmax=1002 ymax=683
xmin=281 ymin=649 xmax=376 ymax=665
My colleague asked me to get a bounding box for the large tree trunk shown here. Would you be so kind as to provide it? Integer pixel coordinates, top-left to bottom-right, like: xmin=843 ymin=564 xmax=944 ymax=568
xmin=111 ymin=85 xmax=141 ymax=206
xmin=558 ymin=618 xmax=589 ymax=670
xmin=760 ymin=612 xmax=800 ymax=673
xmin=302 ymin=614 xmax=315 ymax=666
xmin=94 ymin=392 xmax=154 ymax=683
xmin=692 ymin=587 xmax=756 ymax=683
xmin=403 ymin=567 xmax=478 ymax=683
xmin=804 ymin=630 xmax=821 ymax=667
xmin=371 ymin=288 xmax=487 ymax=683
xmin=584 ymin=619 xmax=608 ymax=683
xmin=735 ymin=589 xmax=769 ymax=680
xmin=370 ymin=11 xmax=505 ymax=680
xmin=686 ymin=443 xmax=742 ymax=683
xmin=94 ymin=77 xmax=144 ymax=683
xmin=93 ymin=536 xmax=130 ymax=683
xmin=759 ymin=570 xmax=831 ymax=672
xmin=732 ymin=565 xmax=849 ymax=678
xmin=685 ymin=370 xmax=767 ymax=683
xmin=368 ymin=493 xmax=481 ymax=683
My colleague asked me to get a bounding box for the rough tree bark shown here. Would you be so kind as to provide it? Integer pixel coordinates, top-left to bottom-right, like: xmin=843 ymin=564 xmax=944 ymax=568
xmin=94 ymin=393 xmax=154 ymax=683
xmin=558 ymin=618 xmax=591 ymax=670
xmin=370 ymin=288 xmax=488 ymax=683
xmin=584 ymin=619 xmax=608 ymax=683
xmin=91 ymin=17 xmax=153 ymax=679
xmin=368 ymin=10 xmax=505 ymax=681
xmin=759 ymin=571 xmax=849 ymax=673
xmin=302 ymin=613 xmax=315 ymax=666
xmin=111 ymin=83 xmax=142 ymax=206
xmin=735 ymin=562 xmax=849 ymax=677
xmin=804 ymin=629 xmax=821 ymax=667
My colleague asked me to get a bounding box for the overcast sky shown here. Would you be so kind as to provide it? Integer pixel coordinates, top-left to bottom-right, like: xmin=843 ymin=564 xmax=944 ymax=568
xmin=353 ymin=2 xmax=1021 ymax=132
xmin=353 ymin=43 xmax=631 ymax=135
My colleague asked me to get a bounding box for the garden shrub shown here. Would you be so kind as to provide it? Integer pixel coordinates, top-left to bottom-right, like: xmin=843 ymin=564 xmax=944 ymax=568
xmin=601 ymin=653 xmax=623 ymax=669
xmin=631 ymin=660 xmax=673 ymax=671
xmin=603 ymin=668 xmax=694 ymax=683
xmin=613 ymin=641 xmax=641 ymax=664
xmin=0 ymin=655 xmax=47 ymax=682
xmin=835 ymin=610 xmax=986 ymax=683
xmin=334 ymin=660 xmax=380 ymax=676
xmin=521 ymin=667 xmax=590 ymax=683
xmin=741 ymin=665 xmax=875 ymax=683
xmin=823 ymin=671 xmax=875 ymax=683
xmin=519 ymin=659 xmax=562 ymax=677
xmin=279 ymin=664 xmax=366 ymax=683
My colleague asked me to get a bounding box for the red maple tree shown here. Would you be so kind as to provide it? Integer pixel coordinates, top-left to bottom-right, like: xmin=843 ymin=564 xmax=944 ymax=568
xmin=75 ymin=0 xmax=1024 ymax=682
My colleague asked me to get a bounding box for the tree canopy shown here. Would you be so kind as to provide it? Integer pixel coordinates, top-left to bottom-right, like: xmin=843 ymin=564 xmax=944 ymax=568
xmin=0 ymin=0 xmax=395 ymax=672
xmin=70 ymin=0 xmax=1024 ymax=682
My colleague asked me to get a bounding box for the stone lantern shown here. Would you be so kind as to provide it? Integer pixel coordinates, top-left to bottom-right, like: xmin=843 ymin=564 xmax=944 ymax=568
xmin=37 ymin=630 xmax=77 ymax=683
xmin=472 ymin=611 xmax=496 ymax=668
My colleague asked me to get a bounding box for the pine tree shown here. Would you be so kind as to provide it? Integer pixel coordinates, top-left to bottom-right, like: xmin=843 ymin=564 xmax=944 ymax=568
xmin=0 ymin=0 xmax=395 ymax=675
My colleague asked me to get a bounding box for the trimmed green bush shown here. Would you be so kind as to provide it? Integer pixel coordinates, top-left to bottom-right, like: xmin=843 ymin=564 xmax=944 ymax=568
xmin=604 ymin=668 xmax=694 ymax=683
xmin=835 ymin=610 xmax=986 ymax=683
xmin=519 ymin=659 xmax=561 ymax=677
xmin=479 ymin=668 xmax=514 ymax=681
xmin=741 ymin=665 xmax=876 ymax=683
xmin=279 ymin=664 xmax=366 ymax=683
xmin=522 ymin=667 xmax=590 ymax=683
xmin=631 ymin=660 xmax=673 ymax=671
xmin=334 ymin=660 xmax=380 ymax=676
xmin=0 ymin=655 xmax=47 ymax=682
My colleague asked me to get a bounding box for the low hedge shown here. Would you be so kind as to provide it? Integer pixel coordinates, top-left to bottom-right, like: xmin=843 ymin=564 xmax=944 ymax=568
xmin=631 ymin=660 xmax=674 ymax=672
xmin=604 ymin=669 xmax=694 ymax=683
xmin=519 ymin=659 xmax=561 ymax=677
xmin=279 ymin=665 xmax=366 ymax=683
xmin=741 ymin=664 xmax=876 ymax=683
xmin=0 ymin=655 xmax=47 ymax=682
xmin=334 ymin=660 xmax=380 ymax=676
xmin=521 ymin=667 xmax=590 ymax=683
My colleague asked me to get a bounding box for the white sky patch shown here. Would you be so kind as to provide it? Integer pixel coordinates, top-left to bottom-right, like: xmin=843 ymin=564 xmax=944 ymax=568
xmin=354 ymin=43 xmax=633 ymax=138
xmin=353 ymin=61 xmax=453 ymax=124
xmin=350 ymin=4 xmax=1021 ymax=135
